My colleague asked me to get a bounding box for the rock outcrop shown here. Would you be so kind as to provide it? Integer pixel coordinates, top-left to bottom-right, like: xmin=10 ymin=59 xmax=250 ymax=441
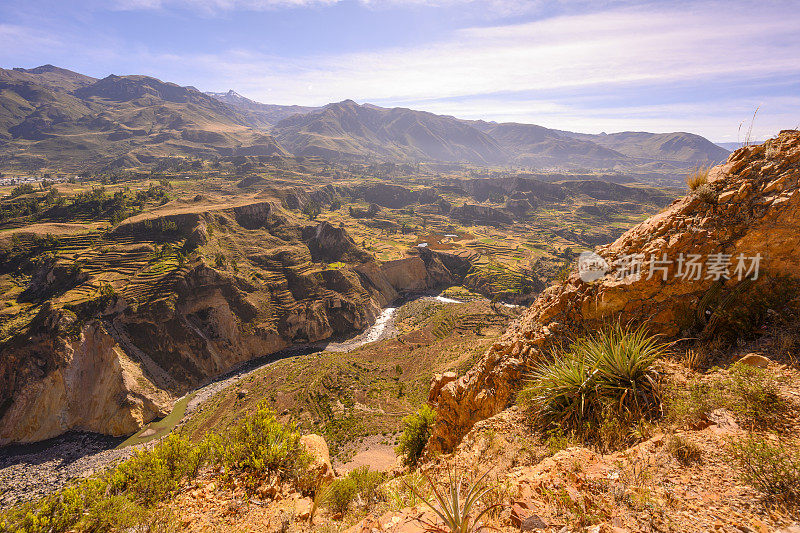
xmin=302 ymin=221 xmax=372 ymax=263
xmin=428 ymin=130 xmax=800 ymax=452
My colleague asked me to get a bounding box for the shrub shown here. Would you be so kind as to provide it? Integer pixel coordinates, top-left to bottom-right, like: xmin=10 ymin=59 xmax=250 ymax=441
xmin=521 ymin=324 xmax=664 ymax=449
xmin=79 ymin=494 xmax=147 ymax=532
xmin=666 ymin=434 xmax=702 ymax=465
xmin=214 ymin=252 xmax=226 ymax=269
xmin=686 ymin=166 xmax=709 ymax=190
xmin=663 ymin=379 xmax=723 ymax=428
xmin=326 ymin=476 xmax=357 ymax=515
xmin=665 ymin=362 xmax=787 ymax=430
xmin=396 ymin=404 xmax=436 ymax=467
xmin=347 ymin=466 xmax=386 ymax=508
xmin=324 ymin=467 xmax=386 ymax=516
xmin=209 ymin=402 xmax=310 ymax=490
xmin=726 ymin=363 xmax=786 ymax=429
xmin=731 ymin=433 xmax=800 ymax=505
xmin=106 ymin=433 xmax=205 ymax=505
xmin=0 ymin=406 xmax=307 ymax=532
xmin=9 ymin=184 xmax=36 ymax=198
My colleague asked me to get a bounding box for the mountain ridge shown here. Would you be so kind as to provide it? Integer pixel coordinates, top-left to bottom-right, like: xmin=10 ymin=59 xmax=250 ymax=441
xmin=1 ymin=64 xmax=729 ymax=175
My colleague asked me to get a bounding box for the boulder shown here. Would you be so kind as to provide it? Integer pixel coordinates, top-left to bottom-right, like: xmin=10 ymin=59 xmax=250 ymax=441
xmin=735 ymin=353 xmax=770 ymax=369
xmin=300 ymin=434 xmax=335 ymax=485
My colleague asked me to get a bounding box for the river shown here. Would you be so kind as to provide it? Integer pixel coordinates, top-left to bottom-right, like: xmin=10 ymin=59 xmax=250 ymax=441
xmin=0 ymin=294 xmax=471 ymax=506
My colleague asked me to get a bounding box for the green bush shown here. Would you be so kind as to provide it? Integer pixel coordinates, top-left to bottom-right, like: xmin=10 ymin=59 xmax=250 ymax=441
xmin=209 ymin=402 xmax=310 ymax=490
xmin=106 ymin=433 xmax=205 ymax=505
xmin=664 ymin=379 xmax=723 ymax=428
xmin=665 ymin=363 xmax=787 ymax=431
xmin=731 ymin=433 xmax=800 ymax=505
xmin=326 ymin=477 xmax=357 ymax=515
xmin=348 ymin=466 xmax=386 ymax=508
xmin=726 ymin=363 xmax=786 ymax=429
xmin=324 ymin=466 xmax=387 ymax=516
xmin=520 ymin=324 xmax=664 ymax=449
xmin=396 ymin=404 xmax=436 ymax=467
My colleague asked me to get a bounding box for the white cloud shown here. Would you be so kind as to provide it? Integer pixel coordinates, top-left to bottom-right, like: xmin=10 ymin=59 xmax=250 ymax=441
xmin=114 ymin=0 xmax=384 ymax=10
xmin=0 ymin=24 xmax=62 ymax=55
xmin=176 ymin=3 xmax=798 ymax=101
xmin=375 ymin=94 xmax=800 ymax=140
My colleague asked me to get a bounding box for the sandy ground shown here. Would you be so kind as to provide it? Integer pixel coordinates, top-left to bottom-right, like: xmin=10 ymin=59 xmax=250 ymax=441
xmin=333 ymin=435 xmax=398 ymax=474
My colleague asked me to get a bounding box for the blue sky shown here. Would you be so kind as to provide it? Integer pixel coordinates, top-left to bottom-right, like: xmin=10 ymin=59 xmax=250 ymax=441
xmin=1 ymin=0 xmax=798 ymax=140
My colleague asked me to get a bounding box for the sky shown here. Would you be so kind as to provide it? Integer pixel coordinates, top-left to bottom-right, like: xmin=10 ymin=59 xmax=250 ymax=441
xmin=1 ymin=0 xmax=798 ymax=141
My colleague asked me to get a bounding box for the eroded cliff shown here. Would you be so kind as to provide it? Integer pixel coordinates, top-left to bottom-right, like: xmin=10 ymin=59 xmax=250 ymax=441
xmin=0 ymin=199 xmax=460 ymax=444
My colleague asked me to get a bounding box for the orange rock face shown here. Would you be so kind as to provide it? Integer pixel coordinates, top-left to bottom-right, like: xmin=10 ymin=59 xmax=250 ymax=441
xmin=428 ymin=130 xmax=800 ymax=452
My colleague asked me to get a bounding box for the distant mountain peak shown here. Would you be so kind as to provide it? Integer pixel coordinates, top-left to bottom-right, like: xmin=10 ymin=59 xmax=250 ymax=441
xmin=329 ymin=99 xmax=359 ymax=108
xmin=206 ymin=89 xmax=251 ymax=102
xmin=27 ymin=64 xmax=61 ymax=73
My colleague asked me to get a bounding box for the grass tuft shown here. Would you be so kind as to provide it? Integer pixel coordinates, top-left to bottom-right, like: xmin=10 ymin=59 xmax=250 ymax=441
xmin=666 ymin=433 xmax=702 ymax=465
xmin=686 ymin=166 xmax=709 ymax=190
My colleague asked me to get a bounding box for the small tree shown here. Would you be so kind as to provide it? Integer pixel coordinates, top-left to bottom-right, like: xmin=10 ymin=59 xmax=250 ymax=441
xmin=396 ymin=404 xmax=436 ymax=467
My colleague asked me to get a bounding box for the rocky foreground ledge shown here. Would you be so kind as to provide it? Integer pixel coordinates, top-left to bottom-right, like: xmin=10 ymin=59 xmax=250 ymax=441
xmin=428 ymin=130 xmax=800 ymax=452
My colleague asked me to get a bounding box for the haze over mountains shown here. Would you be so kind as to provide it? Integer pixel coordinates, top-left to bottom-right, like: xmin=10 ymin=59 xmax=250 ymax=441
xmin=0 ymin=65 xmax=729 ymax=176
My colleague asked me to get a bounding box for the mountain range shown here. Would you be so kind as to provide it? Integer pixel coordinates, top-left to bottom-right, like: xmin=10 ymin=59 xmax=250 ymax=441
xmin=0 ymin=65 xmax=730 ymax=174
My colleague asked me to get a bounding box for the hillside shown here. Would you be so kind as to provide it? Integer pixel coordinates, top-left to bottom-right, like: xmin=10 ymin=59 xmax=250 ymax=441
xmin=0 ymin=65 xmax=731 ymax=176
xmin=0 ymin=192 xmax=468 ymax=445
xmin=565 ymin=130 xmax=731 ymax=164
xmin=2 ymin=132 xmax=797 ymax=533
xmin=271 ymin=100 xmax=508 ymax=164
xmin=474 ymin=121 xmax=629 ymax=168
xmin=431 ymin=129 xmax=800 ymax=449
xmin=0 ymin=68 xmax=287 ymax=170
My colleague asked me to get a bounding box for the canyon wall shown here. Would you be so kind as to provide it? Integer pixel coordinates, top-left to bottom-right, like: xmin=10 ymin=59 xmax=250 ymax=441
xmin=0 ymin=201 xmax=460 ymax=444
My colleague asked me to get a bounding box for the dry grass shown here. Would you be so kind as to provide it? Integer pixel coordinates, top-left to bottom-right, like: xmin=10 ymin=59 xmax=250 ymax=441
xmin=680 ymin=349 xmax=708 ymax=371
xmin=687 ymin=167 xmax=709 ymax=190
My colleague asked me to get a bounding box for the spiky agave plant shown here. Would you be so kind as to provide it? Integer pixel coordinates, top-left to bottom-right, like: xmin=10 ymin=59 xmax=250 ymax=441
xmin=522 ymin=351 xmax=593 ymax=430
xmin=585 ymin=324 xmax=663 ymax=418
xmin=523 ymin=323 xmax=665 ymax=436
xmin=405 ymin=467 xmax=501 ymax=533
